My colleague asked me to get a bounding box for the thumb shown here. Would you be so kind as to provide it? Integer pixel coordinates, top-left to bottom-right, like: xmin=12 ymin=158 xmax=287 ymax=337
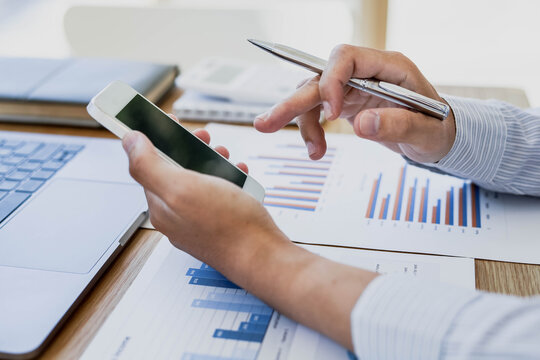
xmin=122 ymin=131 xmax=178 ymax=197
xmin=353 ymin=108 xmax=453 ymax=160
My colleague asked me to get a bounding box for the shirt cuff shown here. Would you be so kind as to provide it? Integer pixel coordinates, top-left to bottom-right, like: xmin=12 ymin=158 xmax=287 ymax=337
xmin=350 ymin=274 xmax=478 ymax=360
xmin=434 ymin=96 xmax=507 ymax=183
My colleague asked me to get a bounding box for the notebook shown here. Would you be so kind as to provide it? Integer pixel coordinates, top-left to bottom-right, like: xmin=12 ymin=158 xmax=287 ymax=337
xmin=0 ymin=57 xmax=179 ymax=127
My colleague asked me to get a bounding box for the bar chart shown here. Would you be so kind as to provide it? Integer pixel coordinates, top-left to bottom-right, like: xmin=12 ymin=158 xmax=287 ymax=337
xmin=185 ymin=264 xmax=272 ymax=348
xmin=255 ymin=144 xmax=336 ymax=213
xmin=202 ymin=124 xmax=536 ymax=262
xmin=365 ymin=165 xmax=482 ymax=228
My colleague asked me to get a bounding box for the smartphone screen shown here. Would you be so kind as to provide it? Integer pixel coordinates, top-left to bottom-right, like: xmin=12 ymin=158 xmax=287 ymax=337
xmin=115 ymin=94 xmax=247 ymax=187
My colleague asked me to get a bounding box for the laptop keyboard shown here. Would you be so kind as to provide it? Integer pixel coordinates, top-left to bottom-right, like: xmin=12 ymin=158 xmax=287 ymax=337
xmin=0 ymin=138 xmax=84 ymax=224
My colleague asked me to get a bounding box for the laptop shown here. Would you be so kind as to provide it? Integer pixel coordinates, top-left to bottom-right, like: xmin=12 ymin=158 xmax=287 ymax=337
xmin=0 ymin=130 xmax=147 ymax=359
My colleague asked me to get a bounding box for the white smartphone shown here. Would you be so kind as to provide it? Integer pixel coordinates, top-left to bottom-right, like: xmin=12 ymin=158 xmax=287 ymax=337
xmin=87 ymin=81 xmax=265 ymax=202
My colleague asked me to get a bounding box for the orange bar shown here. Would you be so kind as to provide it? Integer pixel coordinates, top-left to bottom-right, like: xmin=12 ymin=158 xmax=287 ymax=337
xmin=365 ymin=179 xmax=378 ymax=218
xmin=392 ymin=167 xmax=405 ymax=220
xmin=418 ymin=187 xmax=426 ymax=222
xmin=471 ymin=184 xmax=477 ymax=227
xmin=432 ymin=206 xmax=437 ymax=224
xmin=458 ymin=188 xmax=463 ymax=226
xmin=378 ymin=198 xmax=387 ymax=219
xmin=445 ymin=191 xmax=450 ymax=225
xmin=266 ymin=193 xmax=319 ymax=201
xmin=405 ymin=187 xmax=413 ymax=221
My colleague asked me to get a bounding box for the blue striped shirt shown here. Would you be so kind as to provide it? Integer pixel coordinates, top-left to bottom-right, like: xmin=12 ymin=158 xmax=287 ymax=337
xmin=351 ymin=96 xmax=540 ymax=359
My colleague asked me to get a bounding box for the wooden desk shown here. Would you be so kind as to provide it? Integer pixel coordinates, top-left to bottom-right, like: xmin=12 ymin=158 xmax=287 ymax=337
xmin=2 ymin=87 xmax=537 ymax=359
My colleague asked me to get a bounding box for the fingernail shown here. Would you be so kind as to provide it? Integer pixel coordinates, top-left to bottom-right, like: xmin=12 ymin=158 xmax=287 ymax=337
xmin=255 ymin=111 xmax=270 ymax=122
xmin=322 ymin=101 xmax=333 ymax=119
xmin=359 ymin=110 xmax=380 ymax=136
xmin=122 ymin=132 xmax=139 ymax=153
xmin=306 ymin=141 xmax=316 ymax=156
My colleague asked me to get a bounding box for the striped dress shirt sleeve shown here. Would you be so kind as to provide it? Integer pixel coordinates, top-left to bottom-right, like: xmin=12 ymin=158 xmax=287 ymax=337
xmin=351 ymin=96 xmax=540 ymax=359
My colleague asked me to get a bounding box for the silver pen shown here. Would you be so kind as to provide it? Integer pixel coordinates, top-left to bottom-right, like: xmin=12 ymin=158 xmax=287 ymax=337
xmin=248 ymin=39 xmax=450 ymax=120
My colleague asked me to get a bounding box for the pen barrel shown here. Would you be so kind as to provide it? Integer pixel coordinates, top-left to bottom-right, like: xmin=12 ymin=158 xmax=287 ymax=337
xmin=349 ymin=79 xmax=450 ymax=120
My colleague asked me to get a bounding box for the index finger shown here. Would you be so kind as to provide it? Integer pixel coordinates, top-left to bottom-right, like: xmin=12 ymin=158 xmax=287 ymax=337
xmin=319 ymin=45 xmax=411 ymax=120
xmin=254 ymin=76 xmax=321 ymax=133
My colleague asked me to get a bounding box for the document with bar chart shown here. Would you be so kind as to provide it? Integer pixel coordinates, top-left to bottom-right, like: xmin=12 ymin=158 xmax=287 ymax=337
xmin=81 ymin=237 xmax=474 ymax=360
xmin=206 ymin=124 xmax=540 ymax=264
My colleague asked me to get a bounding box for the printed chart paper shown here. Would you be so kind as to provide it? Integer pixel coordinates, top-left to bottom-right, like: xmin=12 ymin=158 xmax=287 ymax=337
xmin=206 ymin=124 xmax=540 ymax=264
xmin=81 ymin=237 xmax=474 ymax=360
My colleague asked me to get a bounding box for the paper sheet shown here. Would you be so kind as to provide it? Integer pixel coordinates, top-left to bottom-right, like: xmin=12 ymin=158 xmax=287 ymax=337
xmin=81 ymin=237 xmax=474 ymax=360
xmin=205 ymin=124 xmax=540 ymax=264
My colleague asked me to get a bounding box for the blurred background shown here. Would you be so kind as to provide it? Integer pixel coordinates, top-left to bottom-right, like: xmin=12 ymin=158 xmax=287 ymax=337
xmin=1 ymin=0 xmax=539 ymax=106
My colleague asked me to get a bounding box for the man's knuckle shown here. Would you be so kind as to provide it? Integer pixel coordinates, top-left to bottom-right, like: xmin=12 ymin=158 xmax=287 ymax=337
xmin=331 ymin=44 xmax=353 ymax=58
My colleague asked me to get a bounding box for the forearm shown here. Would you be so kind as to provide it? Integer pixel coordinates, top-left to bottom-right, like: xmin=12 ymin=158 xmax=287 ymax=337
xmin=211 ymin=229 xmax=377 ymax=350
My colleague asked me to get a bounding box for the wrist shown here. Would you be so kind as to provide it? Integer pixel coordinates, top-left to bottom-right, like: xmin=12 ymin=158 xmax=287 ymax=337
xmin=439 ymin=99 xmax=457 ymax=161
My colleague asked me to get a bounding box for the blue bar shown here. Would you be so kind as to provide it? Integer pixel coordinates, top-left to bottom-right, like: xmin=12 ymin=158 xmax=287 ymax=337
xmin=191 ymin=299 xmax=273 ymax=315
xmin=408 ymin=178 xmax=418 ymax=221
xmin=449 ymin=187 xmax=454 ymax=225
xmin=422 ymin=179 xmax=429 ymax=222
xmin=264 ymin=171 xmax=327 ymax=178
xmin=264 ymin=203 xmax=315 ymax=212
xmin=396 ymin=165 xmax=408 ymax=221
xmin=181 ymin=353 xmax=235 ymax=360
xmin=462 ymin=184 xmax=468 ymax=227
xmin=213 ymin=329 xmax=264 ymax=343
xmin=369 ymin=173 xmax=382 ymax=218
xmin=382 ymin=195 xmax=390 ymax=219
xmin=347 ymin=350 xmax=359 ymax=360
xmin=189 ymin=277 xmax=240 ymax=289
xmin=267 ymin=187 xmax=321 ymax=194
xmin=231 ymin=348 xmax=259 ymax=359
xmin=249 ymin=314 xmax=271 ymax=324
xmin=205 ymin=292 xmax=265 ymax=306
xmin=436 ymin=199 xmax=441 ymax=224
xmin=187 ymin=268 xmax=227 ymax=280
xmin=200 ymin=263 xmax=214 ymax=271
xmin=239 ymin=322 xmax=268 ymax=333
xmin=474 ymin=184 xmax=481 ymax=228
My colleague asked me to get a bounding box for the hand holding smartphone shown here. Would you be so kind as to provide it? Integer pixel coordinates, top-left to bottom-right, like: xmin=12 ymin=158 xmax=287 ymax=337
xmin=87 ymin=81 xmax=265 ymax=202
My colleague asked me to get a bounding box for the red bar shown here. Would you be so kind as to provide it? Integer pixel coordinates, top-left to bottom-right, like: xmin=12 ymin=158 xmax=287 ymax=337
xmin=445 ymin=191 xmax=451 ymax=225
xmin=379 ymin=197 xmax=387 ymax=219
xmin=418 ymin=187 xmax=426 ymax=222
xmin=365 ymin=179 xmax=378 ymax=218
xmin=405 ymin=187 xmax=413 ymax=221
xmin=471 ymin=184 xmax=477 ymax=227
xmin=458 ymin=188 xmax=463 ymax=226
xmin=392 ymin=167 xmax=405 ymax=220
xmin=272 ymin=186 xmax=321 ymax=193
xmin=263 ymin=201 xmax=316 ymax=210
xmin=432 ymin=206 xmax=437 ymax=224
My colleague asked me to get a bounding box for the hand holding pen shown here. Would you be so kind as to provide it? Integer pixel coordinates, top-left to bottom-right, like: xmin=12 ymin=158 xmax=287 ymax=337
xmin=252 ymin=43 xmax=456 ymax=164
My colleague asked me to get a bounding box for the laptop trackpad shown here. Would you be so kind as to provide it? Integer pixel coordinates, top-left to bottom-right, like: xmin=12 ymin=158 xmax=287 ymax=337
xmin=0 ymin=179 xmax=146 ymax=274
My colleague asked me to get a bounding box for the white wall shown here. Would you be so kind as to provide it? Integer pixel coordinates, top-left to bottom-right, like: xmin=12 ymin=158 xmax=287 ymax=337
xmin=387 ymin=0 xmax=540 ymax=107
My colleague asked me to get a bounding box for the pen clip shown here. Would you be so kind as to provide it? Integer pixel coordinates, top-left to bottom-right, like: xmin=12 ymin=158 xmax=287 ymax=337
xmin=378 ymin=82 xmax=450 ymax=118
